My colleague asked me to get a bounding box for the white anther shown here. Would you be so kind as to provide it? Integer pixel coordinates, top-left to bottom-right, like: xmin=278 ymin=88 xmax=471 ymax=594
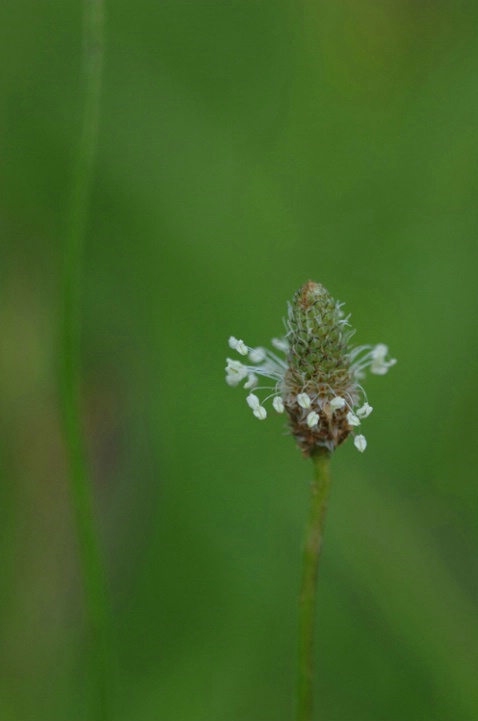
xmin=225 ymin=358 xmax=248 ymax=386
xmin=354 ymin=435 xmax=367 ymax=452
xmin=244 ymin=373 xmax=258 ymax=389
xmin=249 ymin=347 xmax=266 ymax=363
xmin=271 ymin=337 xmax=289 ymax=352
xmin=273 ymin=396 xmax=284 ymax=413
xmin=370 ymin=344 xmax=397 ymax=375
xmin=246 ymin=393 xmax=261 ymax=410
xmin=253 ymin=406 xmax=267 ymax=420
xmin=330 ymin=396 xmax=346 ymax=411
xmin=297 ymin=393 xmax=311 ymax=409
xmin=372 ymin=343 xmax=388 ymax=358
xmin=228 ymin=336 xmax=248 ymax=356
xmin=306 ymin=411 xmax=319 ymax=428
xmin=356 ymin=402 xmax=373 ymax=418
xmin=346 ymin=411 xmax=361 ymax=427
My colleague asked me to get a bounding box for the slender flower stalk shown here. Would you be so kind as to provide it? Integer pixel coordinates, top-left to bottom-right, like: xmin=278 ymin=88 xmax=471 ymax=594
xmin=225 ymin=281 xmax=396 ymax=721
xmin=297 ymin=449 xmax=331 ymax=721
xmin=59 ymin=1 xmax=112 ymax=719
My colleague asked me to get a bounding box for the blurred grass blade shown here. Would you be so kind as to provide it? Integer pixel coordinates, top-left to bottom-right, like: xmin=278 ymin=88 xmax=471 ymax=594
xmin=333 ymin=474 xmax=478 ymax=719
xmin=59 ymin=0 xmax=112 ymax=718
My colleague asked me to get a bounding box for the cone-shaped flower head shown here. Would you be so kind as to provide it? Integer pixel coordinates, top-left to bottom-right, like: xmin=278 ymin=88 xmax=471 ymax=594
xmin=225 ymin=280 xmax=396 ymax=456
xmin=283 ymin=281 xmax=360 ymax=454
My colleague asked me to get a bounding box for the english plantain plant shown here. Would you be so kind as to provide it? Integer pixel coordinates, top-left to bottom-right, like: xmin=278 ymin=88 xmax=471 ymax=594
xmin=225 ymin=280 xmax=396 ymax=721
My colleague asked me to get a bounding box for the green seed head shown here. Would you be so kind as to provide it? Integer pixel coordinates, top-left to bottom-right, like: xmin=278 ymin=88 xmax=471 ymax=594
xmin=283 ymin=281 xmax=359 ymax=456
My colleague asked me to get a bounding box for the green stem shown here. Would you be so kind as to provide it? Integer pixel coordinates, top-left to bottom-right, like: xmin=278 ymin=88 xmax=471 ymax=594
xmin=59 ymin=0 xmax=111 ymax=719
xmin=296 ymin=450 xmax=332 ymax=721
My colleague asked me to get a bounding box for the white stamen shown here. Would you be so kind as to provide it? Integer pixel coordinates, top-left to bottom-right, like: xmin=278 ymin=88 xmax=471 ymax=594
xmin=273 ymin=396 xmax=284 ymax=413
xmin=347 ymin=411 xmax=361 ymax=427
xmin=297 ymin=393 xmax=311 ymax=409
xmin=244 ymin=373 xmax=258 ymax=389
xmin=354 ymin=434 xmax=367 ymax=452
xmin=246 ymin=393 xmax=261 ymax=410
xmin=307 ymin=411 xmax=319 ymax=428
xmin=372 ymin=343 xmax=388 ymax=358
xmin=271 ymin=337 xmax=289 ymax=352
xmin=356 ymin=402 xmax=373 ymax=418
xmin=253 ymin=406 xmax=267 ymax=420
xmin=370 ymin=344 xmax=397 ymax=375
xmin=225 ymin=358 xmax=248 ymax=386
xmin=330 ymin=396 xmax=346 ymax=411
xmin=249 ymin=347 xmax=266 ymax=363
xmin=228 ymin=336 xmax=248 ymax=356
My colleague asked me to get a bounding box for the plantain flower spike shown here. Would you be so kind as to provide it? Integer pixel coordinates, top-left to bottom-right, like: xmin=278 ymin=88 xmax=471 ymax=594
xmin=225 ymin=280 xmax=396 ymax=455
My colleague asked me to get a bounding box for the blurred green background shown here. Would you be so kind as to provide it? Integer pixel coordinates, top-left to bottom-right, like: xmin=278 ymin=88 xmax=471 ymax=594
xmin=1 ymin=1 xmax=478 ymax=720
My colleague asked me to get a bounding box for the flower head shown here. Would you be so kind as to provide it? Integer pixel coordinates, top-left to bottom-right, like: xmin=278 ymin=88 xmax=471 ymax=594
xmin=225 ymin=281 xmax=395 ymax=455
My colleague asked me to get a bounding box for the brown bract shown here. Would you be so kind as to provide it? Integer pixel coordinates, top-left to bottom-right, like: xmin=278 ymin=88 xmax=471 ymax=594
xmin=284 ymin=399 xmax=352 ymax=457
